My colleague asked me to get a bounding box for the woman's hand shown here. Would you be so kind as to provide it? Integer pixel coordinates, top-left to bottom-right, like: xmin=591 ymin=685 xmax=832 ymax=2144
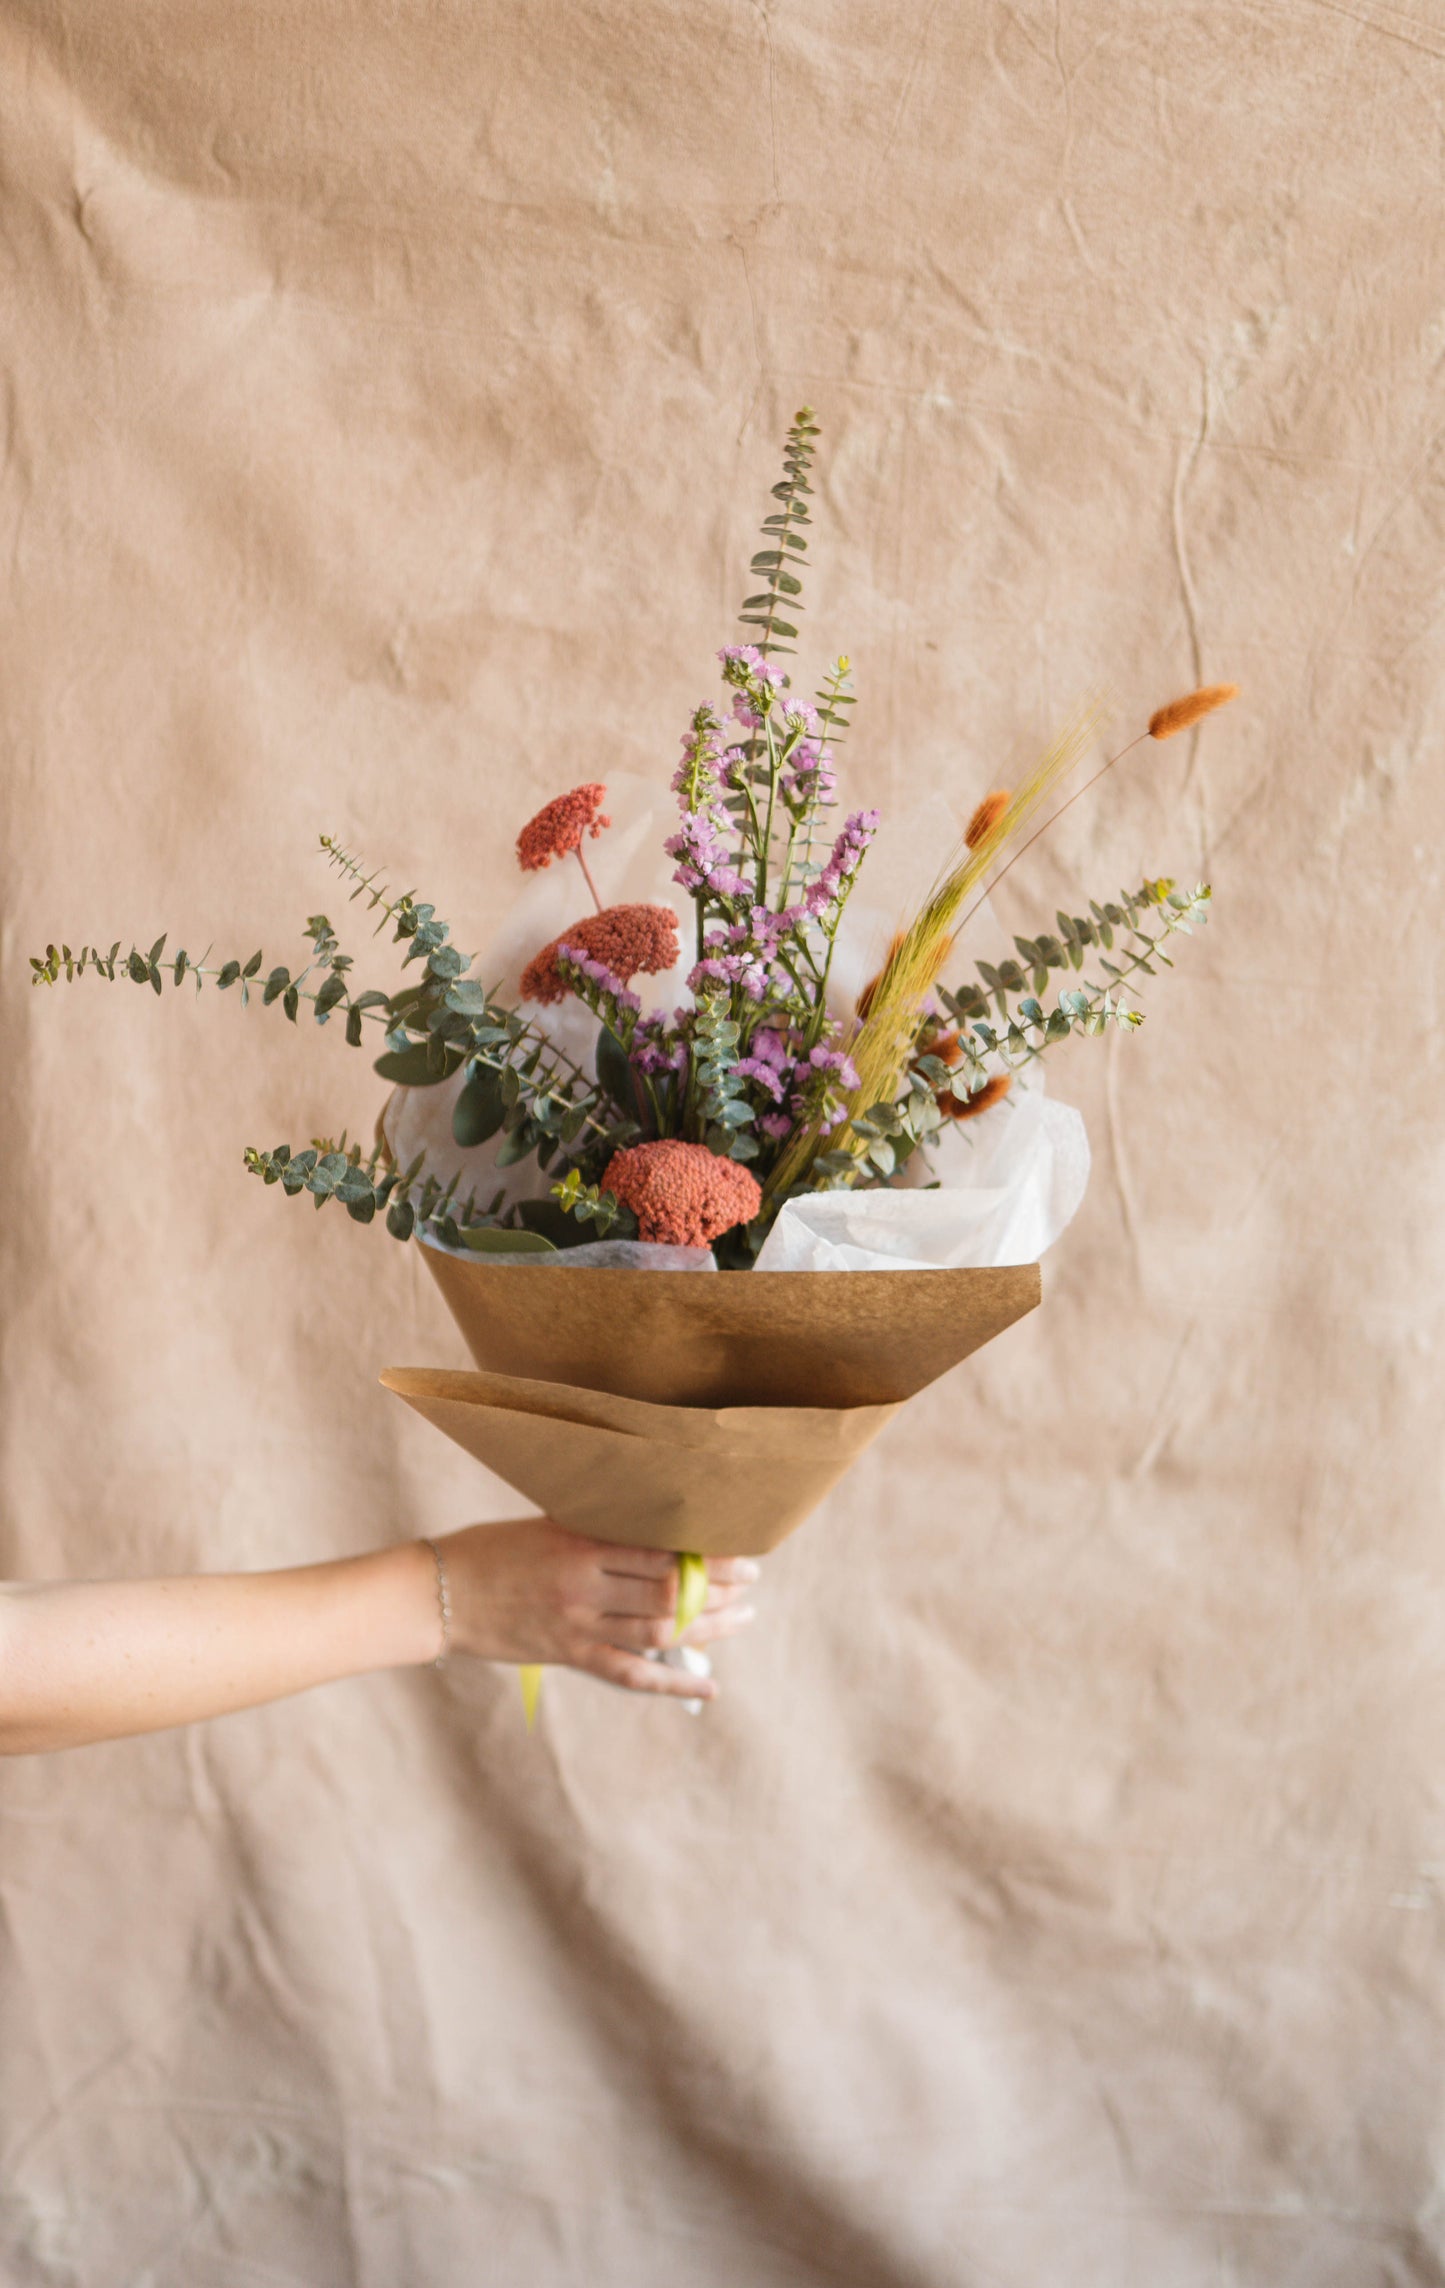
xmin=0 ymin=1520 xmax=760 ymax=1753
xmin=433 ymin=1518 xmax=758 ymax=1702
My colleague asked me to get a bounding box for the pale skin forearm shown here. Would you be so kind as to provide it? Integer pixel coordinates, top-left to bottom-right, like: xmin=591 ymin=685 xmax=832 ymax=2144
xmin=0 ymin=1545 xmax=439 ymax=1755
xmin=0 ymin=1521 xmax=759 ymax=1754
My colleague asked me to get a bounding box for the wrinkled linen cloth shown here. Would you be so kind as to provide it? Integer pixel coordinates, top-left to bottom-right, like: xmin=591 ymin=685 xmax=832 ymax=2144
xmin=2 ymin=9 xmax=1442 ymax=2287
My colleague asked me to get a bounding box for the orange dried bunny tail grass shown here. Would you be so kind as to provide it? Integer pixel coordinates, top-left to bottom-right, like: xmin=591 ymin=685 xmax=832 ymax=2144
xmin=965 ymin=789 xmax=1010 ymax=850
xmin=855 ymin=931 xmax=904 ymax=1020
xmin=1148 ymin=684 xmax=1239 ymax=741
xmin=945 ymin=1071 xmax=1012 ymax=1122
xmin=947 ymin=679 xmax=1238 ymax=954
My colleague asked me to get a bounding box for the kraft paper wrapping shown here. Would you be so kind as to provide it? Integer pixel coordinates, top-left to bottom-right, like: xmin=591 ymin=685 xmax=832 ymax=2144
xmin=379 ymin=1366 xmax=901 ymax=1557
xmin=417 ymin=1247 xmax=1042 ymax=1405
xmin=384 ymin=1254 xmax=1041 ymax=1556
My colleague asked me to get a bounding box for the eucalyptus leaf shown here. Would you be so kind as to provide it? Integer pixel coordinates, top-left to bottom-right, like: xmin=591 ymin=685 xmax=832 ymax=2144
xmin=595 ymin=1026 xmax=635 ymax=1115
xmin=452 ymin=1063 xmax=506 ymax=1148
xmin=454 ymin=1226 xmax=557 ymax=1255
xmin=494 ymin=1123 xmax=537 ymax=1168
xmin=373 ymin=1043 xmax=446 ymax=1086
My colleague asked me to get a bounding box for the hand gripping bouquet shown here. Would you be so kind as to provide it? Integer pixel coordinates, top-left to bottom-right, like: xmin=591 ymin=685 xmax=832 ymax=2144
xmin=34 ymin=410 xmax=1237 ymax=1712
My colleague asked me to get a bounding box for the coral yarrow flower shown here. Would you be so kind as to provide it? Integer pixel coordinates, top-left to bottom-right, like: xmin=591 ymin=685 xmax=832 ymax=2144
xmin=516 ymin=783 xmax=610 ymax=872
xmin=520 ymin=903 xmax=680 ymax=1005
xmin=601 ymin=1140 xmax=761 ymax=1249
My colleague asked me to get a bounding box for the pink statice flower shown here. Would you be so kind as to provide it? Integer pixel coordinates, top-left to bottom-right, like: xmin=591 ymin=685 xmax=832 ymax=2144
xmin=782 ymin=738 xmax=837 ymax=810
xmin=802 ymin=809 xmax=880 ymax=918
xmin=686 ymin=906 xmax=812 ymax=1007
xmin=666 ymin=706 xmax=750 ymax=898
xmin=779 ymin=1029 xmax=862 ymax=1136
xmin=688 ymin=951 xmax=771 ymax=1001
xmin=630 ymin=1010 xmax=690 ymax=1079
xmin=778 ymin=694 xmax=821 ymax=737
xmin=733 ymin=1026 xmax=794 ymax=1103
xmin=719 ymin=643 xmax=787 ymax=729
xmin=555 ymin=945 xmax=642 ymax=1017
xmin=804 ymin=1040 xmax=862 ymax=1093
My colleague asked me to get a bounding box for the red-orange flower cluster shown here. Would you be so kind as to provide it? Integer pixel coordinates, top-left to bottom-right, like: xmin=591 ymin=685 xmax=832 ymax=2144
xmin=516 ymin=782 xmax=610 ymax=872
xmin=914 ymin=1021 xmax=1012 ymax=1120
xmin=601 ymin=1140 xmax=762 ymax=1249
xmin=964 ymin=788 xmax=1010 ymax=850
xmin=520 ymin=903 xmax=680 ymax=1005
xmin=944 ymin=1069 xmax=1012 ymax=1121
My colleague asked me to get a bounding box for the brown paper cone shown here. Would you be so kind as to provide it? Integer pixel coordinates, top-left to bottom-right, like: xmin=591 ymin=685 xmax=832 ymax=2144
xmin=419 ymin=1250 xmax=1041 ymax=1407
xmin=380 ymin=1365 xmax=901 ymax=1556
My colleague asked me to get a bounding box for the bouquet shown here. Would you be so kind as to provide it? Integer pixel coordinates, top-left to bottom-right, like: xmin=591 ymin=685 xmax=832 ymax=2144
xmin=33 ymin=409 xmax=1235 ymax=1709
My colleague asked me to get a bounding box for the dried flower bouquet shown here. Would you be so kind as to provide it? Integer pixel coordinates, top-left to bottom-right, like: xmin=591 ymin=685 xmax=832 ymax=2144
xmin=32 ymin=413 xmax=1237 ymax=1712
xmin=33 ymin=409 xmax=1233 ymax=1276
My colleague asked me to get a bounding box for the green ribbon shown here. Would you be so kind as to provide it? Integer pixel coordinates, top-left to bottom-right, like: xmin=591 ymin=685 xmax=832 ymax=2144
xmin=518 ymin=1551 xmax=706 ymax=1725
xmin=674 ymin=1550 xmax=708 ymax=1639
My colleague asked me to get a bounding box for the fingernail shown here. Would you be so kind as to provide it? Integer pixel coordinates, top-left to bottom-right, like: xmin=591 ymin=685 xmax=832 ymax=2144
xmin=738 ymin=1560 xmax=760 ymax=1582
xmin=733 ymin=1605 xmax=756 ymax=1624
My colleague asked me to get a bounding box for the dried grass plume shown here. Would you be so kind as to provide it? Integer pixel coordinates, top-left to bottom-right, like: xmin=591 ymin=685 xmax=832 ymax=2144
xmin=945 ymin=1071 xmax=1012 ymax=1122
xmin=1148 ymin=684 xmax=1239 ymax=741
xmin=965 ymin=790 xmax=1010 ymax=850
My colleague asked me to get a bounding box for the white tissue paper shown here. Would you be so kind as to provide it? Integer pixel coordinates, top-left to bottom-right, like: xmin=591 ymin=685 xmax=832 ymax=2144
xmin=753 ymin=1065 xmax=1090 ymax=1273
xmin=420 ymin=1233 xmax=718 ymax=1273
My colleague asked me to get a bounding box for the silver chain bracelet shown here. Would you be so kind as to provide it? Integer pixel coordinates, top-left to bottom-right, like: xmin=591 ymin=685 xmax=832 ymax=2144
xmin=418 ymin=1537 xmax=452 ymax=1669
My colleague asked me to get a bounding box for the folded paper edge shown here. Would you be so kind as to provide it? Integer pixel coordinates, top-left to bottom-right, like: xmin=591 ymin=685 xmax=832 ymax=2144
xmin=378 ymin=1377 xmax=892 ymax=1555
xmin=420 ymin=1251 xmax=1042 ymax=1406
xmin=380 ymin=1364 xmax=903 ymax=1450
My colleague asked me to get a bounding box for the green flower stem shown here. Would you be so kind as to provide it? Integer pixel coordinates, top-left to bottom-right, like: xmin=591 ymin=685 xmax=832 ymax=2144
xmin=757 ymin=711 xmax=780 ymax=905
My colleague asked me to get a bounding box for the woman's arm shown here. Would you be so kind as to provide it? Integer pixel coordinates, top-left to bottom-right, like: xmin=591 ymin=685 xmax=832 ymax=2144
xmin=0 ymin=1520 xmax=758 ymax=1754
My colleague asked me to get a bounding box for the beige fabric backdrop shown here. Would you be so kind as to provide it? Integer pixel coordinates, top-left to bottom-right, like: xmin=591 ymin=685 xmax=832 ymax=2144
xmin=2 ymin=4 xmax=1440 ymax=2282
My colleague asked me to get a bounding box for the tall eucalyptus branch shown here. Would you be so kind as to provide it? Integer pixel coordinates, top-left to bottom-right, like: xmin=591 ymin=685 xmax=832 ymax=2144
xmin=737 ymin=406 xmax=817 ymax=661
